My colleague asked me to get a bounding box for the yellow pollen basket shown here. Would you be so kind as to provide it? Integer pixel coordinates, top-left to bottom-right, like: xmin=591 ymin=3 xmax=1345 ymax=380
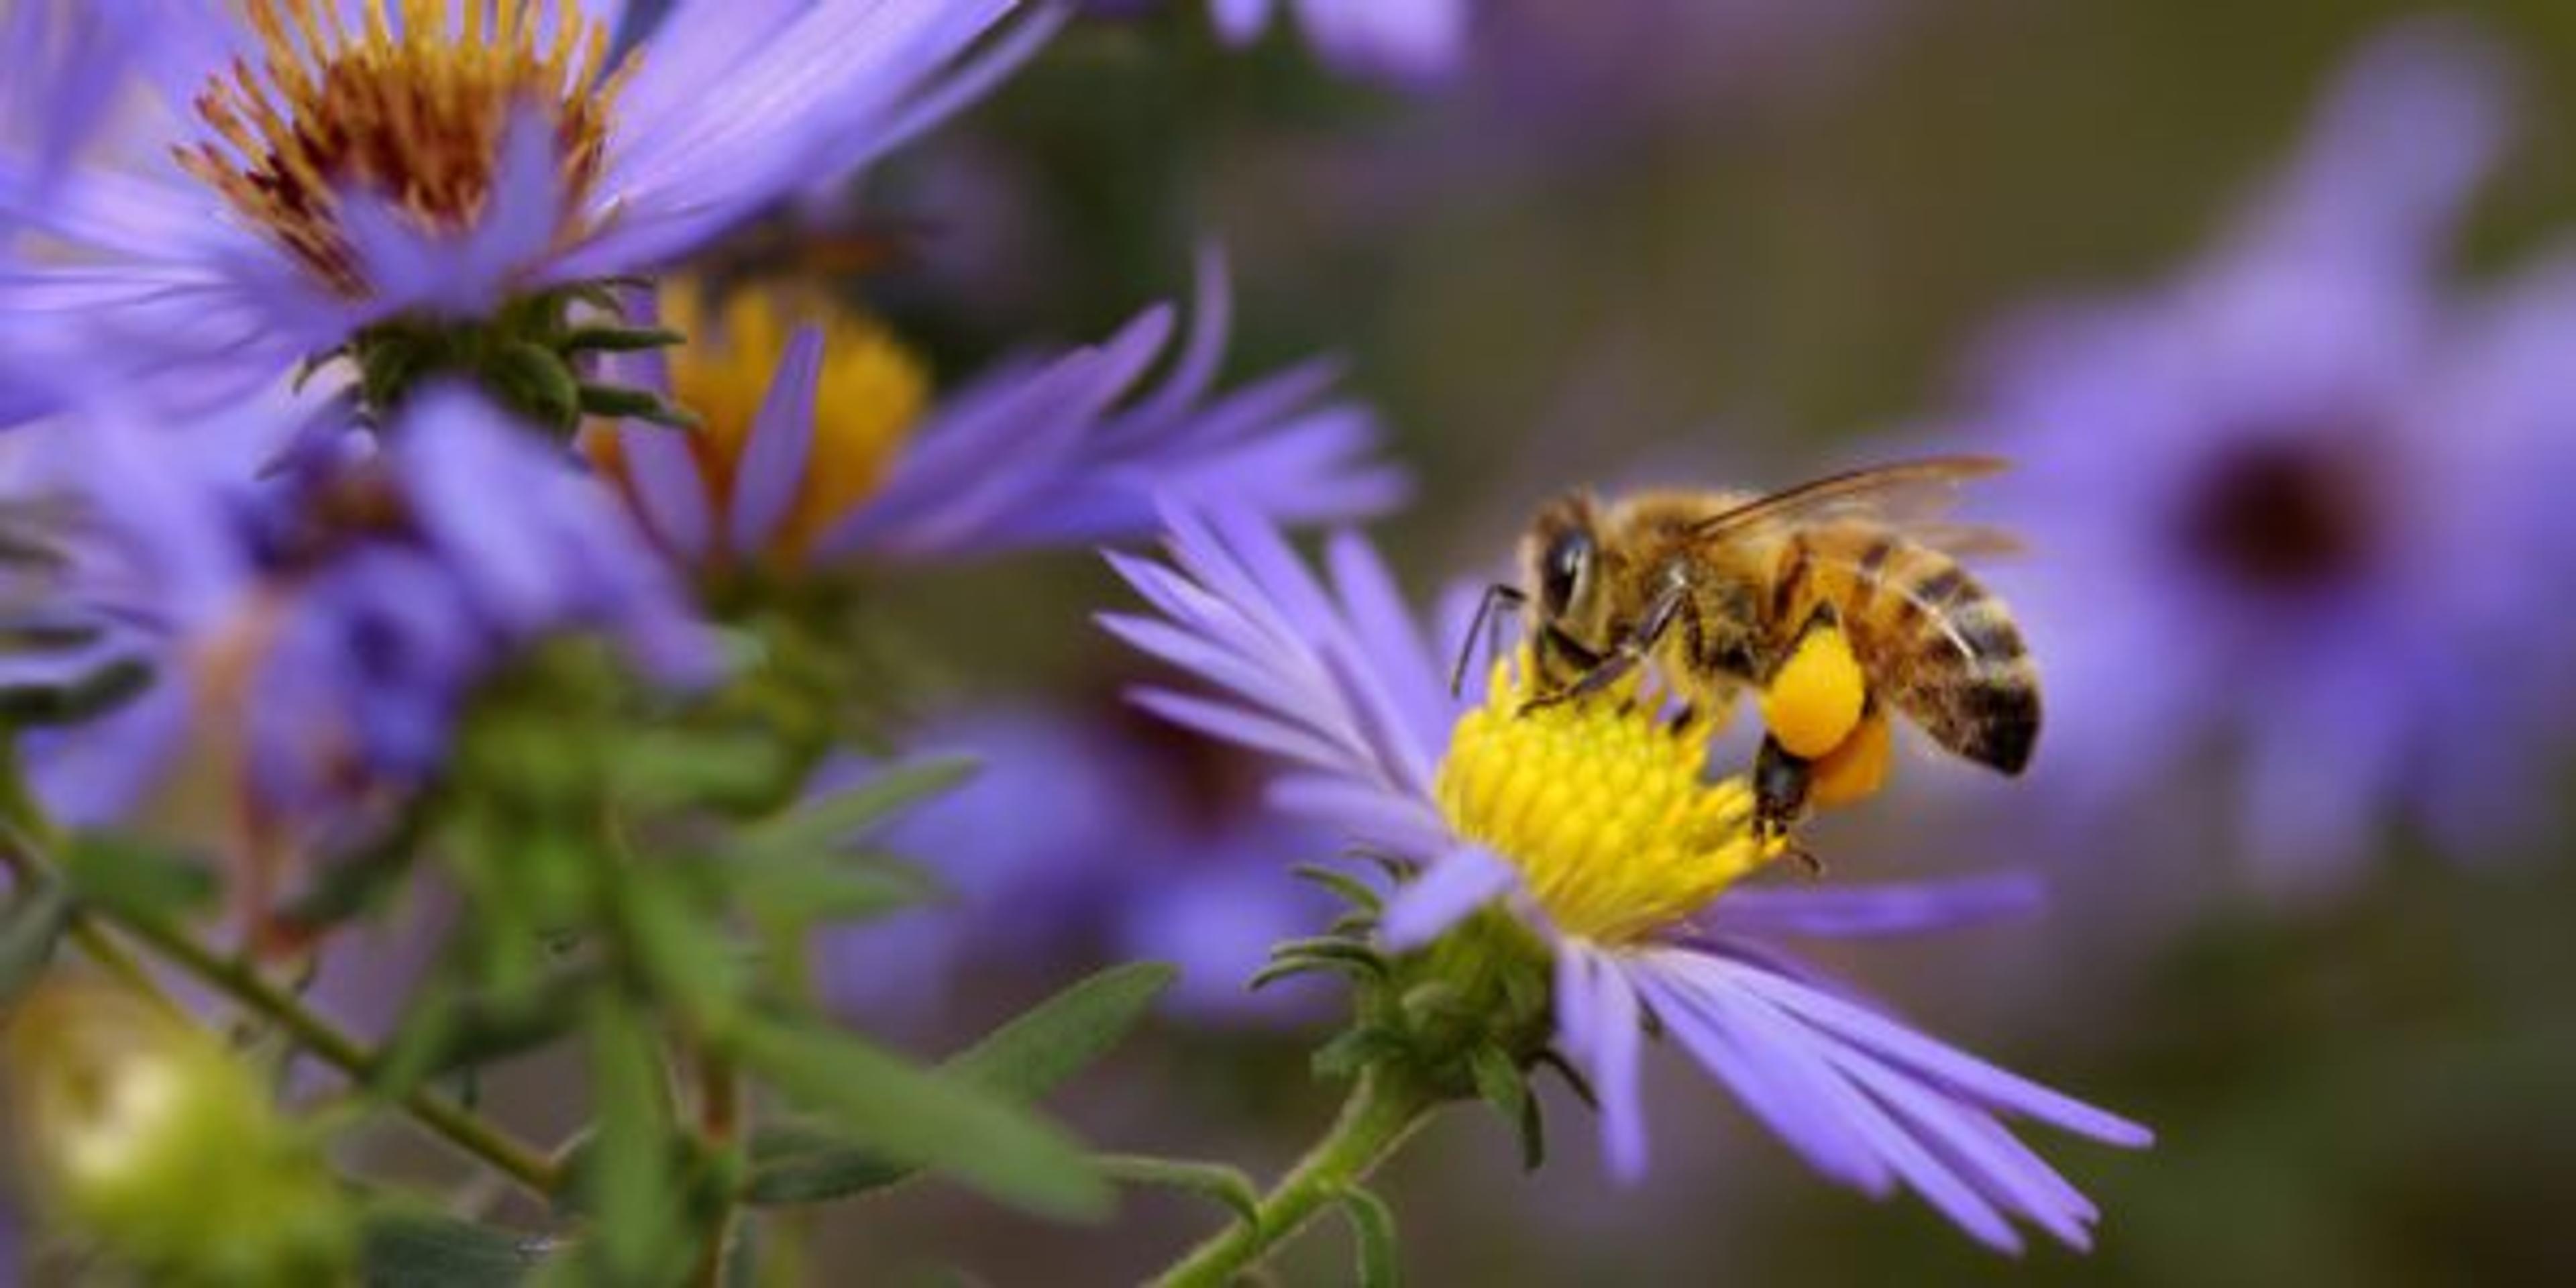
xmin=649 ymin=280 xmax=931 ymax=564
xmin=1434 ymin=656 xmax=1786 ymax=946
xmin=180 ymin=0 xmax=632 ymax=295
xmin=1760 ymin=623 xmax=1869 ymax=759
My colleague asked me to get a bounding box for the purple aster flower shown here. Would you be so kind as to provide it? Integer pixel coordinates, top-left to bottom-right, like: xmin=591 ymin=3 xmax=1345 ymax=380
xmin=588 ymin=248 xmax=1405 ymax=570
xmin=7 ymin=383 xmax=716 ymax=846
xmin=818 ymin=702 xmax=1337 ymax=1026
xmin=1207 ymin=0 xmax=1468 ymax=87
xmin=1101 ymin=508 xmax=2149 ymax=1252
xmin=0 ymin=0 xmax=1063 ymax=419
xmin=1949 ymin=18 xmax=2576 ymax=888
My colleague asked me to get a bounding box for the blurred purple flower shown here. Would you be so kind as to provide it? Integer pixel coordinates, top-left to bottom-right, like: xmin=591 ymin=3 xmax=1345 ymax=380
xmin=1208 ymin=0 xmax=1468 ymax=87
xmin=8 ymin=386 xmax=715 ymax=835
xmin=595 ymin=248 xmax=1406 ymax=569
xmin=1102 ymin=508 xmax=2148 ymax=1252
xmin=0 ymin=0 xmax=1063 ymax=417
xmin=818 ymin=703 xmax=1337 ymax=1026
xmin=1951 ymin=19 xmax=2576 ymax=888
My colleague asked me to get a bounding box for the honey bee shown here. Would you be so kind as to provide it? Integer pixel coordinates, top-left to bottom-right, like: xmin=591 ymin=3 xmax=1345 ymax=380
xmin=1465 ymin=457 xmax=2039 ymax=840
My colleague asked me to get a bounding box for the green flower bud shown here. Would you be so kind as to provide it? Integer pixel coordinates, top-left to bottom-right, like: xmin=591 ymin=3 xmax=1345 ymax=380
xmin=5 ymin=983 xmax=356 ymax=1287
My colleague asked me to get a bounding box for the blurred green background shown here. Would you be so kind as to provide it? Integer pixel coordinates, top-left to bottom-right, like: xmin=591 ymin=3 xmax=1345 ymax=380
xmin=803 ymin=0 xmax=2576 ymax=1281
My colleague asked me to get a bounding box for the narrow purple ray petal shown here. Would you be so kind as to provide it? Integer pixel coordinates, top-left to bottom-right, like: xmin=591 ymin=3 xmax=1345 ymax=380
xmin=1585 ymin=947 xmax=1650 ymax=1179
xmin=1725 ymin=963 xmax=2153 ymax=1146
xmin=728 ymin=325 xmax=826 ymax=555
xmin=1629 ymin=950 xmax=1893 ymax=1193
xmin=1381 ymin=845 xmax=1515 ymax=949
xmin=1700 ymin=873 xmax=2046 ymax=941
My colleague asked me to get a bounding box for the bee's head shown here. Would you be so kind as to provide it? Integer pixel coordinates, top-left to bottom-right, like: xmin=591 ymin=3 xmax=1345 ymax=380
xmin=1522 ymin=494 xmax=1609 ymax=655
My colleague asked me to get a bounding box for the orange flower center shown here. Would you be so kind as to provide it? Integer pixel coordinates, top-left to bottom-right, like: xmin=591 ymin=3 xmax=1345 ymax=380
xmin=178 ymin=0 xmax=632 ymax=297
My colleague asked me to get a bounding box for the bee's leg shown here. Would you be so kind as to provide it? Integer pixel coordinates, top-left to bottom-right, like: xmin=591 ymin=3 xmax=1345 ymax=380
xmin=1523 ymin=580 xmax=1686 ymax=714
xmin=1753 ymin=733 xmax=1815 ymax=842
xmin=1450 ymin=583 xmax=1527 ymax=698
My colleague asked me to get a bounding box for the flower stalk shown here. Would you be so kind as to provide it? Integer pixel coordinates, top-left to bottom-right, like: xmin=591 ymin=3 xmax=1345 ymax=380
xmin=1150 ymin=1067 xmax=1442 ymax=1288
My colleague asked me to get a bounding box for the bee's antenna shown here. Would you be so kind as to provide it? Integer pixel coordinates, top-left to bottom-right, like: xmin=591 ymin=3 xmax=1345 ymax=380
xmin=1451 ymin=583 xmax=1526 ymax=699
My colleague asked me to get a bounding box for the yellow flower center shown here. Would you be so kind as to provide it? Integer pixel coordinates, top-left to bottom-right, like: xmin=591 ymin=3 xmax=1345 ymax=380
xmin=1434 ymin=658 xmax=1784 ymax=946
xmin=597 ymin=279 xmax=930 ymax=565
xmin=178 ymin=0 xmax=632 ymax=296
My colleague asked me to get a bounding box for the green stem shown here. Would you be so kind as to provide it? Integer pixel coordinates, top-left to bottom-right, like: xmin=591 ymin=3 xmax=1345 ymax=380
xmin=1150 ymin=1069 xmax=1440 ymax=1288
xmin=690 ymin=1046 xmax=744 ymax=1288
xmin=107 ymin=910 xmax=564 ymax=1197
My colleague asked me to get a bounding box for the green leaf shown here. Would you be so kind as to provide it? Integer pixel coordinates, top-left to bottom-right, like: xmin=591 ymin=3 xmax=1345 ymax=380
xmin=0 ymin=879 xmax=70 ymax=1006
xmin=1336 ymin=1187 xmax=1402 ymax=1288
xmin=728 ymin=848 xmax=940 ymax=930
xmin=372 ymin=971 xmax=592 ymax=1098
xmin=1096 ymin=1155 xmax=1260 ymax=1228
xmin=945 ymin=961 xmax=1175 ymax=1100
xmin=583 ymin=1000 xmax=686 ymax=1281
xmin=59 ymin=833 xmax=217 ymax=922
xmin=358 ymin=1208 xmax=549 ymax=1287
xmin=738 ymin=963 xmax=1175 ymax=1210
xmin=604 ymin=728 xmax=790 ymax=810
xmin=616 ymin=868 xmax=748 ymax=1030
xmin=739 ymin=756 xmax=977 ymax=862
xmin=725 ymin=1016 xmax=1109 ymax=1220
xmin=741 ymin=1122 xmax=910 ymax=1205
xmin=278 ymin=806 xmax=427 ymax=933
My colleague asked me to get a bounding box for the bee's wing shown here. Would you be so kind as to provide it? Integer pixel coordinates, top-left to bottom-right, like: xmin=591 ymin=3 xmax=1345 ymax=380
xmin=1686 ymin=455 xmax=2010 ymax=543
xmin=1911 ymin=522 xmax=2026 ymax=561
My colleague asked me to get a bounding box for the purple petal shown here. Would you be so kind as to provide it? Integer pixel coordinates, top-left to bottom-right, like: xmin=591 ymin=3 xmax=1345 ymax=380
xmin=1701 ymin=873 xmax=2046 ymax=941
xmin=1629 ymin=949 xmax=1895 ymax=1193
xmin=728 ymin=324 xmax=826 ymax=555
xmin=1725 ymin=965 xmax=2153 ymax=1147
xmin=1381 ymin=845 xmax=1515 ymax=948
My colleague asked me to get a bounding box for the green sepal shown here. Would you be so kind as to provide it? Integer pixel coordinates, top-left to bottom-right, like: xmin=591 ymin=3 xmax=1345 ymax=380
xmin=1468 ymin=1045 xmax=1544 ymax=1171
xmin=0 ymin=657 xmax=153 ymax=727
xmin=577 ymin=382 xmax=701 ymax=431
xmin=1534 ymin=1049 xmax=1598 ymax=1110
xmin=1311 ymin=1024 xmax=1408 ymax=1080
xmin=0 ymin=619 xmax=104 ymax=653
xmin=1248 ymin=952 xmax=1380 ymax=993
xmin=1267 ymin=936 xmax=1389 ymax=980
xmin=486 ymin=341 xmax=581 ymax=430
xmin=1291 ymin=862 xmax=1384 ymax=914
xmin=561 ymin=325 xmax=686 ymax=355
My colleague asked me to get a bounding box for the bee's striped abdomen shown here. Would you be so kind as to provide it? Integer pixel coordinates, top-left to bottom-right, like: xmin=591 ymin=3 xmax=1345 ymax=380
xmin=1795 ymin=533 xmax=2041 ymax=777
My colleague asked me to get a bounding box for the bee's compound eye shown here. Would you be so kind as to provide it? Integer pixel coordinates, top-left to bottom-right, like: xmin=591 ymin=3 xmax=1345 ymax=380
xmin=1541 ymin=530 xmax=1594 ymax=615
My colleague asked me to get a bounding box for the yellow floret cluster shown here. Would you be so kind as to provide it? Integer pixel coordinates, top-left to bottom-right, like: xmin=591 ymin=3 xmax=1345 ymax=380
xmin=1435 ymin=659 xmax=1785 ymax=945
